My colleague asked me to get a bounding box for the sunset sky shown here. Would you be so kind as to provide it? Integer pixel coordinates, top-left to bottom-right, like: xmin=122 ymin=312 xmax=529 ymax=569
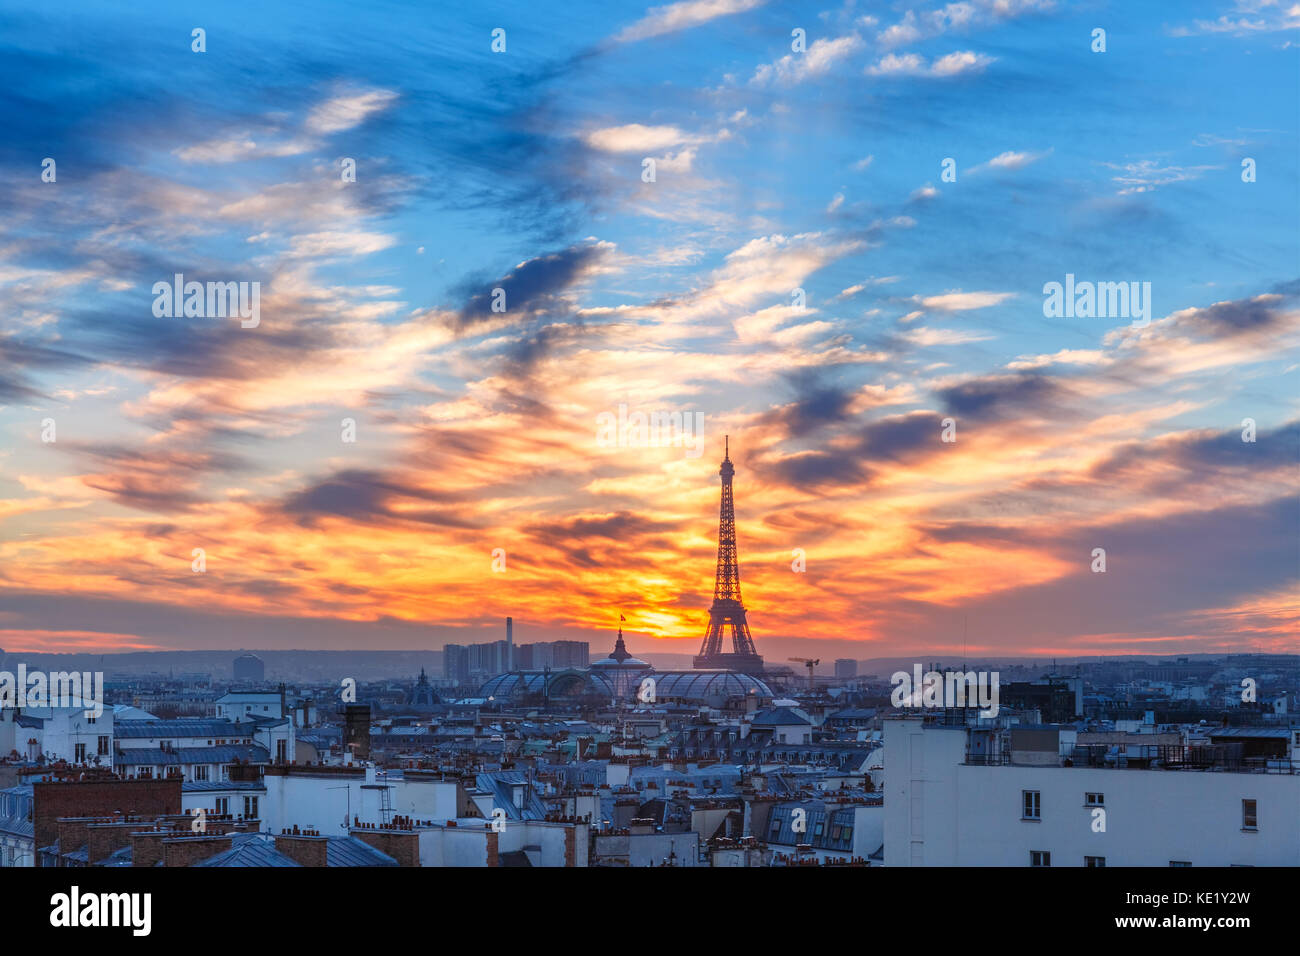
xmin=0 ymin=0 xmax=1296 ymax=663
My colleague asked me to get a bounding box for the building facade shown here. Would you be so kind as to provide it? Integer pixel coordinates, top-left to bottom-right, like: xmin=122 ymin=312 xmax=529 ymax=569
xmin=884 ymin=717 xmax=1300 ymax=867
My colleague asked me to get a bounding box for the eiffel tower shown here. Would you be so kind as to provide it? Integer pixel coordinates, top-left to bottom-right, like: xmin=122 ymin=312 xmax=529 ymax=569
xmin=693 ymin=437 xmax=765 ymax=674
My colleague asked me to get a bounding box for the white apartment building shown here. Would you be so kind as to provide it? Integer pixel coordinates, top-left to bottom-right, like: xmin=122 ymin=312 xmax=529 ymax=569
xmin=260 ymin=765 xmax=459 ymax=836
xmin=114 ymin=718 xmax=267 ymax=783
xmin=0 ymin=706 xmax=114 ymax=768
xmin=216 ymin=691 xmax=285 ymax=722
xmin=884 ymin=716 xmax=1300 ymax=867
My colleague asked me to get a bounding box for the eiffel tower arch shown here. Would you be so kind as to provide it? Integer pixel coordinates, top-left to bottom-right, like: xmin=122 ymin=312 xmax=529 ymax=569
xmin=693 ymin=437 xmax=765 ymax=675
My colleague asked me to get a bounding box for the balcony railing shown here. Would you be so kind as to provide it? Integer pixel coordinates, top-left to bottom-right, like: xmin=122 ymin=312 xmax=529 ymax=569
xmin=963 ymin=745 xmax=1300 ymax=774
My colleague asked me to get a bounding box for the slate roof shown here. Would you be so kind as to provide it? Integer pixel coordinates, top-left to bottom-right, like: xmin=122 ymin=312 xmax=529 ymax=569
xmin=0 ymin=785 xmax=34 ymax=839
xmin=115 ymin=745 xmax=269 ymax=766
xmin=751 ymin=706 xmax=813 ymax=726
xmin=325 ymin=836 xmax=399 ymax=867
xmin=195 ymin=841 xmax=301 ymax=867
xmin=115 ymin=719 xmax=249 ymax=739
xmin=182 ymin=780 xmax=266 ymax=793
xmin=1209 ymin=727 xmax=1295 ymax=739
xmin=765 ymin=802 xmax=862 ymax=852
xmin=100 ymin=845 xmax=135 ymax=867
xmin=474 ymin=771 xmax=549 ymax=821
xmin=827 ymin=708 xmax=878 ymax=721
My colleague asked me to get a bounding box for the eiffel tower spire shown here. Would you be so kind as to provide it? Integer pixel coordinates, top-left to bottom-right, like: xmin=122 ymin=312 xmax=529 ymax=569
xmin=694 ymin=436 xmax=764 ymax=674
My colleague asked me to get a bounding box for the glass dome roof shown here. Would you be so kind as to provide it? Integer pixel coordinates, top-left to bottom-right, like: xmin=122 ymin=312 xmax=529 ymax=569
xmin=650 ymin=670 xmax=773 ymax=700
xmin=477 ymin=670 xmax=613 ymax=700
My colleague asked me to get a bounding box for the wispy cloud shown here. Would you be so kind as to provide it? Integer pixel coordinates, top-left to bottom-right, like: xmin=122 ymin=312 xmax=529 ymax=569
xmin=614 ymin=0 xmax=765 ymax=43
xmin=866 ymin=50 xmax=994 ymax=77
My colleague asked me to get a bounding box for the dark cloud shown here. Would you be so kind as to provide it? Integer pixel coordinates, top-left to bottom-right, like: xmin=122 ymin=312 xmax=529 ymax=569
xmin=454 ymin=244 xmax=604 ymax=329
xmin=857 ymin=412 xmax=944 ymax=463
xmin=279 ymin=469 xmax=476 ymax=529
xmin=767 ymin=372 xmax=857 ymax=437
xmin=939 ymin=373 xmax=1061 ymax=420
xmin=0 ymin=339 xmax=95 ymax=401
xmin=763 ymin=450 xmax=870 ymax=491
xmin=502 ymin=321 xmax=590 ymax=374
xmin=0 ymin=374 xmax=44 ymax=402
xmin=58 ymin=442 xmax=251 ymax=513
xmin=1177 ymin=296 xmax=1284 ymax=338
xmin=62 ymin=274 xmax=336 ymax=382
xmin=1090 ymin=421 xmax=1300 ymax=481
xmin=523 ymin=512 xmax=680 ymax=568
xmin=759 ymin=411 xmax=946 ymax=492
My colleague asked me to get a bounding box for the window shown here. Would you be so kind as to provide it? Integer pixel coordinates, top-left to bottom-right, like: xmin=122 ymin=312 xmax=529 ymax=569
xmin=1030 ymin=850 xmax=1051 ymax=867
xmin=277 ymin=740 xmax=287 ymax=762
xmin=1242 ymin=799 xmax=1257 ymax=830
xmin=244 ymin=796 xmax=259 ymax=819
xmin=1169 ymin=861 xmax=1191 ymax=867
xmin=194 ymin=765 xmax=209 ymax=781
xmin=74 ymin=743 xmax=87 ymax=763
xmin=86 ymin=715 xmax=96 ymax=725
xmin=97 ymin=736 xmax=109 ymax=756
xmin=1022 ymin=790 xmax=1041 ymax=820
xmin=1085 ymin=792 xmax=1104 ymax=807
xmin=1085 ymin=856 xmax=1106 ymax=867
xmin=215 ymin=797 xmax=229 ymax=817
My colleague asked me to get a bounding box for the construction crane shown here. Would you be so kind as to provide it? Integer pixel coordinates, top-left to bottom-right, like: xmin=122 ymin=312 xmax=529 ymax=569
xmin=788 ymin=657 xmax=820 ymax=692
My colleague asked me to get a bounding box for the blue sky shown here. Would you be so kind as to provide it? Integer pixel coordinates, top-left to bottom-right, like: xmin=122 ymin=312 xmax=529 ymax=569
xmin=0 ymin=0 xmax=1296 ymax=660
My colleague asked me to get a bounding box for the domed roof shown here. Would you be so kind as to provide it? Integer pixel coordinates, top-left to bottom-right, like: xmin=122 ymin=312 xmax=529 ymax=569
xmin=477 ymin=670 xmax=613 ymax=700
xmin=649 ymin=670 xmax=773 ymax=701
xmin=590 ymin=626 xmax=651 ymax=671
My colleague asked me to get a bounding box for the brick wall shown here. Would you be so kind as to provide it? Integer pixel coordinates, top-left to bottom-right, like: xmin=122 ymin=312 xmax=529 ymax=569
xmin=162 ymin=835 xmax=232 ymax=867
xmin=85 ymin=821 xmax=140 ymax=865
xmin=274 ymin=834 xmax=328 ymax=867
xmin=34 ymin=778 xmax=181 ymax=865
xmin=486 ymin=830 xmax=499 ymax=867
xmin=131 ymin=831 xmax=167 ymax=868
xmin=351 ymin=828 xmax=419 ymax=867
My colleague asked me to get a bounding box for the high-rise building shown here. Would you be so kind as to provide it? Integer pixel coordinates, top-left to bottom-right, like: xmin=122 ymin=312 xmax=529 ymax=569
xmin=467 ymin=641 xmax=509 ymax=679
xmin=835 ymin=659 xmax=858 ymax=680
xmin=443 ymin=644 xmax=469 ymax=683
xmin=551 ymin=641 xmax=589 ymax=669
xmin=233 ymin=653 xmax=264 ymax=682
xmin=512 ymin=641 xmax=590 ymax=670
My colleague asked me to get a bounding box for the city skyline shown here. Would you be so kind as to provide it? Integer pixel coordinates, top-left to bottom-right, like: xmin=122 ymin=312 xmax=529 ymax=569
xmin=0 ymin=1 xmax=1296 ymax=661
